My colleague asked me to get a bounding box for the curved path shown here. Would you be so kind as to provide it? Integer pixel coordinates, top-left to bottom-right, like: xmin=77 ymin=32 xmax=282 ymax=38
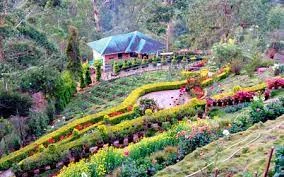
xmin=140 ymin=89 xmax=190 ymax=109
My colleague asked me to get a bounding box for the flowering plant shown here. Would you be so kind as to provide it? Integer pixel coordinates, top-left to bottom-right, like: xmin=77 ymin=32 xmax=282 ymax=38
xmin=266 ymin=77 xmax=284 ymax=89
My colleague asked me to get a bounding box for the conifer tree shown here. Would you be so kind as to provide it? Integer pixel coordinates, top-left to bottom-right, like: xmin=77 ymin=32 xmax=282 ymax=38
xmin=66 ymin=26 xmax=82 ymax=81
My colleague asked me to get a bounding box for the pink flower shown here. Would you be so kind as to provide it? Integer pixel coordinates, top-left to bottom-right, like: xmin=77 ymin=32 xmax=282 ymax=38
xmin=124 ymin=150 xmax=129 ymax=157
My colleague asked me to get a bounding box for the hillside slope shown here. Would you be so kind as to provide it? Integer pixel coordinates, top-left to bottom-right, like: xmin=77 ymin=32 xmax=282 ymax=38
xmin=155 ymin=115 xmax=284 ymax=177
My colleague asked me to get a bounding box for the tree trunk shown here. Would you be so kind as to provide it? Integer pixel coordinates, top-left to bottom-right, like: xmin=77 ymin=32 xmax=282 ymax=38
xmin=92 ymin=0 xmax=101 ymax=32
xmin=166 ymin=20 xmax=174 ymax=52
xmin=164 ymin=0 xmax=174 ymax=52
xmin=0 ymin=36 xmax=4 ymax=61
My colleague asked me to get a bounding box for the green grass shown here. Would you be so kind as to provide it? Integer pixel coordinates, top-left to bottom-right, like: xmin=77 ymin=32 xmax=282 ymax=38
xmin=155 ymin=116 xmax=284 ymax=177
xmin=207 ymin=74 xmax=263 ymax=96
xmin=271 ymin=88 xmax=284 ymax=98
xmin=50 ymin=71 xmax=181 ymax=130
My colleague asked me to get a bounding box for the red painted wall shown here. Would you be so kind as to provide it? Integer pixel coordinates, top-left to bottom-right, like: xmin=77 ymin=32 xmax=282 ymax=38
xmin=104 ymin=53 xmax=131 ymax=64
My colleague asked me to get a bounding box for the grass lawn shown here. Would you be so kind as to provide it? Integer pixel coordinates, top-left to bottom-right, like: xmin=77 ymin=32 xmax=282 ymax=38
xmin=155 ymin=116 xmax=284 ymax=177
xmin=50 ymin=70 xmax=182 ymax=129
xmin=206 ymin=74 xmax=263 ymax=96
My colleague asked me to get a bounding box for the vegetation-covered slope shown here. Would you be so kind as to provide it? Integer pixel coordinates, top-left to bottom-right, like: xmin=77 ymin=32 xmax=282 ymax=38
xmin=155 ymin=116 xmax=284 ymax=177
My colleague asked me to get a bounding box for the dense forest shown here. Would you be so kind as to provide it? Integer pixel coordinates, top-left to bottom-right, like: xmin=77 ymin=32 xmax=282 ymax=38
xmin=0 ymin=0 xmax=283 ymax=176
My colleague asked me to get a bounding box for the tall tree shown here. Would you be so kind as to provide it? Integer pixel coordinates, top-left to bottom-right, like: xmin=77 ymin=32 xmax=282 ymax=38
xmin=186 ymin=0 xmax=270 ymax=48
xmin=66 ymin=26 xmax=82 ymax=80
xmin=92 ymin=0 xmax=101 ymax=32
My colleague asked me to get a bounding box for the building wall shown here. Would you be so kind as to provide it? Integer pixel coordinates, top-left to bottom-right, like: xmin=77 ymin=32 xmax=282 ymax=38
xmin=104 ymin=53 xmax=131 ymax=64
xmin=93 ymin=50 xmax=104 ymax=60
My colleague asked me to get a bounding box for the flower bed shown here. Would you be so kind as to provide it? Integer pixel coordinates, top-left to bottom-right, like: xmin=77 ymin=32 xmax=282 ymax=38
xmin=266 ymin=77 xmax=284 ymax=90
xmin=206 ymin=82 xmax=268 ymax=107
xmin=58 ymin=97 xmax=284 ymax=177
xmin=0 ymin=80 xmax=186 ymax=170
xmin=13 ymin=99 xmax=205 ymax=175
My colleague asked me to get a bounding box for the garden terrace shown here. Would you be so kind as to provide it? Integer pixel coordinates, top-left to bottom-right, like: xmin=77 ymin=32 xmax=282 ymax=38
xmin=0 ymin=66 xmax=231 ymax=171
xmin=15 ymin=98 xmax=204 ymax=176
xmin=58 ymin=97 xmax=284 ymax=177
xmin=11 ymin=76 xmax=283 ymax=176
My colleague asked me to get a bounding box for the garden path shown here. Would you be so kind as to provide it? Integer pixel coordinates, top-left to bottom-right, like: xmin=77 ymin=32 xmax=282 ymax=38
xmin=140 ymin=89 xmax=190 ymax=109
xmin=0 ymin=169 xmax=15 ymax=177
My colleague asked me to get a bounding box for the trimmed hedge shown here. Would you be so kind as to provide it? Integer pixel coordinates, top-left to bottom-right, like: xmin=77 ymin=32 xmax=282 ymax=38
xmin=15 ymin=98 xmax=205 ymax=173
xmin=59 ymin=102 xmax=284 ymax=177
xmin=0 ymin=80 xmax=186 ymax=170
xmin=211 ymin=83 xmax=267 ymax=100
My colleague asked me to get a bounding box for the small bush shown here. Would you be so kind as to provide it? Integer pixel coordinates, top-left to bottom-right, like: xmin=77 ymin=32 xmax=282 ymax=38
xmin=145 ymin=109 xmax=153 ymax=116
xmin=0 ymin=90 xmax=32 ymax=118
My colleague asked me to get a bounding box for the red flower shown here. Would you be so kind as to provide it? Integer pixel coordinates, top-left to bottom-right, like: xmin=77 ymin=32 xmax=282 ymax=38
xmin=124 ymin=150 xmax=129 ymax=157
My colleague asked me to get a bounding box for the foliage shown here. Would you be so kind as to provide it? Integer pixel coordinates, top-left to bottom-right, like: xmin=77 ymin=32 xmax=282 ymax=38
xmin=139 ymin=98 xmax=158 ymax=114
xmin=9 ymin=98 xmax=202 ymax=173
xmin=0 ymin=76 xmax=188 ymax=170
xmin=79 ymin=73 xmax=86 ymax=88
xmin=20 ymin=66 xmax=60 ymax=96
xmin=66 ymin=26 xmax=82 ymax=81
xmin=177 ymin=124 xmax=213 ymax=159
xmin=85 ymin=67 xmax=92 ymax=85
xmin=0 ymin=90 xmax=32 ymax=118
xmin=274 ymin=146 xmax=284 ymax=176
xmin=250 ymin=97 xmax=284 ymax=124
xmin=17 ymin=23 xmax=57 ymax=52
xmin=267 ymin=5 xmax=284 ymax=31
xmin=55 ymin=71 xmax=77 ymax=111
xmin=113 ymin=61 xmax=120 ymax=75
xmin=28 ymin=111 xmax=49 ymax=137
xmin=187 ymin=0 xmax=270 ymax=48
xmin=94 ymin=60 xmax=102 ymax=82
xmin=212 ymin=39 xmax=243 ymax=67
xmin=245 ymin=53 xmax=274 ymax=77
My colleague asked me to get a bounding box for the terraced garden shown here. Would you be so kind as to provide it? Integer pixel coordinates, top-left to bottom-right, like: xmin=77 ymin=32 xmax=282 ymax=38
xmin=1 ymin=57 xmax=283 ymax=177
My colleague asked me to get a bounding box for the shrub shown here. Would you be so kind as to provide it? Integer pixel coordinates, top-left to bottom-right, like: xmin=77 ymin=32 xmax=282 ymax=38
xmin=72 ymin=129 xmax=80 ymax=138
xmin=229 ymin=115 xmax=252 ymax=133
xmin=38 ymin=145 xmax=45 ymax=152
xmin=55 ymin=71 xmax=76 ymax=111
xmin=85 ymin=67 xmax=92 ymax=85
xmin=80 ymin=73 xmax=86 ymax=88
xmin=177 ymin=124 xmax=213 ymax=159
xmin=274 ymin=146 xmax=284 ymax=176
xmin=233 ymin=85 xmax=242 ymax=93
xmin=139 ymin=98 xmax=158 ymax=114
xmin=94 ymin=60 xmax=102 ymax=82
xmin=145 ymin=109 xmax=153 ymax=116
xmin=266 ymin=77 xmax=284 ymax=89
xmin=212 ymin=39 xmax=243 ymax=67
xmin=0 ymin=90 xmax=32 ymax=118
xmin=113 ymin=62 xmax=120 ymax=74
xmin=103 ymin=115 xmax=110 ymax=124
xmin=231 ymin=60 xmax=242 ymax=75
xmin=171 ymin=56 xmax=178 ymax=65
xmin=20 ymin=66 xmax=59 ymax=95
xmin=87 ymin=147 xmax=123 ymax=177
xmin=223 ymin=102 xmax=250 ymax=113
xmin=28 ymin=111 xmax=49 ymax=137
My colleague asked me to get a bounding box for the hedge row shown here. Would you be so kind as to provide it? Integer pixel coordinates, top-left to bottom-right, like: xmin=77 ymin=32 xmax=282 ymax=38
xmin=211 ymin=82 xmax=267 ymax=100
xmin=0 ymin=80 xmax=187 ymax=170
xmin=59 ymin=100 xmax=284 ymax=177
xmin=15 ymin=98 xmax=205 ymax=173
